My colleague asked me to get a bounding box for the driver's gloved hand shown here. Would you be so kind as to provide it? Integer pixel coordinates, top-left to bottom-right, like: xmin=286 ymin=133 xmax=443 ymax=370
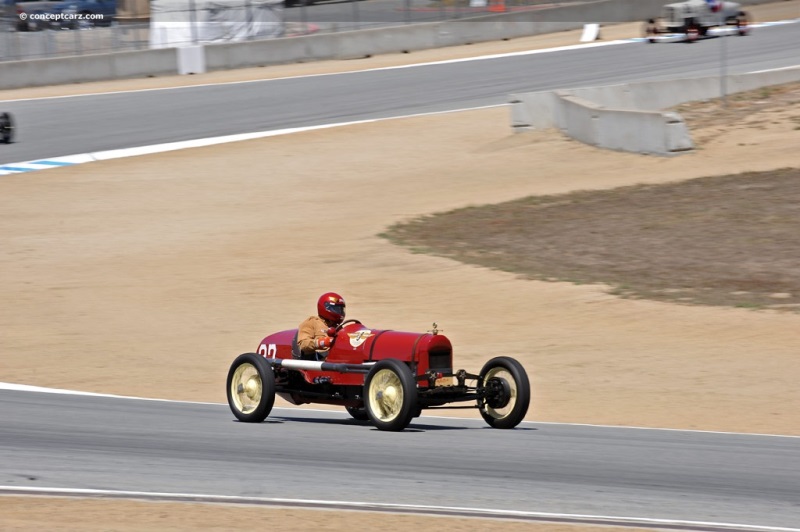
xmin=315 ymin=336 xmax=333 ymax=350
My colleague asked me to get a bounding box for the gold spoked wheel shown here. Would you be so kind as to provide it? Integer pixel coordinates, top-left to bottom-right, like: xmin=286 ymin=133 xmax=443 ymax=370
xmin=478 ymin=356 xmax=531 ymax=429
xmin=230 ymin=363 xmax=263 ymax=414
xmin=368 ymin=369 xmax=404 ymax=422
xmin=364 ymin=359 xmax=418 ymax=431
xmin=226 ymin=353 xmax=275 ymax=423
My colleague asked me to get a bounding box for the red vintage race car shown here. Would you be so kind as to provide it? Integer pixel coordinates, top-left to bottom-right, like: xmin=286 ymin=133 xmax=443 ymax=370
xmin=226 ymin=319 xmax=531 ymax=431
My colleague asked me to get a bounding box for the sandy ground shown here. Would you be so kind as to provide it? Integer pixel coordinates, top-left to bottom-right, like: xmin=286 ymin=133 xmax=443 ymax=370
xmin=2 ymin=2 xmax=800 ymax=530
xmin=0 ymin=497 xmax=662 ymax=532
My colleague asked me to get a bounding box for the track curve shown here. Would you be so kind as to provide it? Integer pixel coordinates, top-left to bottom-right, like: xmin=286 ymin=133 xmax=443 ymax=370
xmin=1 ymin=22 xmax=798 ymax=164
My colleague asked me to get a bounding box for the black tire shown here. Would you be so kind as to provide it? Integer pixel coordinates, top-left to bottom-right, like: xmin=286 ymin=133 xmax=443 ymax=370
xmin=642 ymin=19 xmax=657 ymax=39
xmin=226 ymin=353 xmax=275 ymax=422
xmin=478 ymin=356 xmax=530 ymax=429
xmin=0 ymin=113 xmax=13 ymax=144
xmin=364 ymin=359 xmax=418 ymax=431
xmin=736 ymin=11 xmax=750 ymax=36
xmin=345 ymin=405 xmax=369 ymax=421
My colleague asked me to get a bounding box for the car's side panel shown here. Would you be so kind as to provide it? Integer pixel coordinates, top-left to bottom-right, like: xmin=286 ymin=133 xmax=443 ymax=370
xmin=255 ymin=323 xmax=454 ymax=388
xmin=257 ymin=329 xmax=295 ymax=360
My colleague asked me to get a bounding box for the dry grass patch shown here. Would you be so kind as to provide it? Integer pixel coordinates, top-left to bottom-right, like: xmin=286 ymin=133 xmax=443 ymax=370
xmin=382 ymin=168 xmax=800 ymax=311
xmin=381 ymin=84 xmax=800 ymax=312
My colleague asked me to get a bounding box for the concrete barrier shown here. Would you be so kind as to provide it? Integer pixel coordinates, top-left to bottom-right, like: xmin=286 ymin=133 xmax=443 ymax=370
xmin=0 ymin=48 xmax=179 ymax=89
xmin=559 ymin=93 xmax=693 ymax=153
xmin=0 ymin=0 xmax=679 ymax=88
xmin=203 ymin=0 xmax=673 ymax=70
xmin=177 ymin=45 xmax=206 ymax=75
xmin=509 ymin=67 xmax=800 ymax=155
xmin=201 ymin=0 xmax=789 ymax=72
xmin=0 ymin=0 xmax=785 ymax=89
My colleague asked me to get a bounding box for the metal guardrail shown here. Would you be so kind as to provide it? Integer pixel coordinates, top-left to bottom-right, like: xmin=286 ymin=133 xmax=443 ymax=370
xmin=0 ymin=0 xmax=574 ymax=61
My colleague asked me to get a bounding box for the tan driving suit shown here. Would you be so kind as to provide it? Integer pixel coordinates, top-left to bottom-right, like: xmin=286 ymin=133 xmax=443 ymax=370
xmin=297 ymin=315 xmax=333 ymax=356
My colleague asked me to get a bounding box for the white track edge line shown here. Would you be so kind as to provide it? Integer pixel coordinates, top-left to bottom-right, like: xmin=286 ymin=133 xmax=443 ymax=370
xmin=0 ymin=487 xmax=798 ymax=532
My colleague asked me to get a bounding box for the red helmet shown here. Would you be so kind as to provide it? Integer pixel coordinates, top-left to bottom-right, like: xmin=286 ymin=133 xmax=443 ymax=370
xmin=317 ymin=292 xmax=346 ymax=325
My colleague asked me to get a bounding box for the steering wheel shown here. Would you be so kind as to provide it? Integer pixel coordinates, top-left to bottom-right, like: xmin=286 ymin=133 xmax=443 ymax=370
xmin=334 ymin=319 xmax=362 ymax=334
xmin=327 ymin=319 xmax=362 ymax=349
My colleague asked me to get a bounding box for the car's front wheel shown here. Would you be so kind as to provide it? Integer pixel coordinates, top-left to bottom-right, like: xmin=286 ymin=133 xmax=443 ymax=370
xmin=226 ymin=353 xmax=275 ymax=422
xmin=478 ymin=356 xmax=530 ymax=429
xmin=364 ymin=359 xmax=418 ymax=431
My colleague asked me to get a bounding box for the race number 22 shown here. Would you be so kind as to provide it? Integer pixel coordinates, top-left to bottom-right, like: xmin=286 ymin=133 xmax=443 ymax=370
xmin=258 ymin=343 xmax=277 ymax=358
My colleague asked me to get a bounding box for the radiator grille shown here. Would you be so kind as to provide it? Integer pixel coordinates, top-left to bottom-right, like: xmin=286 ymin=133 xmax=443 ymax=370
xmin=428 ymin=351 xmax=451 ymax=370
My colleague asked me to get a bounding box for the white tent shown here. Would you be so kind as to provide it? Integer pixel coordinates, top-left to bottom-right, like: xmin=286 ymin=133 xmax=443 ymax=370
xmin=150 ymin=0 xmax=284 ymax=48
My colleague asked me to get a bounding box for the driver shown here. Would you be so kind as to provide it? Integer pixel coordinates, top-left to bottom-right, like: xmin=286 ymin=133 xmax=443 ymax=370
xmin=297 ymin=292 xmax=346 ymax=358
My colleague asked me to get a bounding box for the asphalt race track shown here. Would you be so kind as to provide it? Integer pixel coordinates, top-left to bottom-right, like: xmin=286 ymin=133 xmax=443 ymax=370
xmin=1 ymin=22 xmax=799 ymax=164
xmin=1 ymin=389 xmax=799 ymax=530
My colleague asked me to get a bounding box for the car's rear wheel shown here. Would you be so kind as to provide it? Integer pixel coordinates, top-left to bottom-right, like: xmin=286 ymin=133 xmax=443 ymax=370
xmin=345 ymin=405 xmax=369 ymax=421
xmin=478 ymin=356 xmax=530 ymax=429
xmin=642 ymin=18 xmax=658 ymax=40
xmin=736 ymin=11 xmax=750 ymax=36
xmin=364 ymin=359 xmax=417 ymax=431
xmin=227 ymin=353 xmax=275 ymax=422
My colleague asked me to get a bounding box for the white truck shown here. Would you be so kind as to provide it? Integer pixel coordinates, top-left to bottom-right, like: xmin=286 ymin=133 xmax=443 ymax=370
xmin=644 ymin=0 xmax=750 ymax=41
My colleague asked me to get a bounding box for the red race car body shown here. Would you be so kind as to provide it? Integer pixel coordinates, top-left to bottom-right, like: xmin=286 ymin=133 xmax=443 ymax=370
xmin=227 ymin=319 xmax=531 ymax=431
xmin=256 ymin=321 xmax=452 ymax=389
